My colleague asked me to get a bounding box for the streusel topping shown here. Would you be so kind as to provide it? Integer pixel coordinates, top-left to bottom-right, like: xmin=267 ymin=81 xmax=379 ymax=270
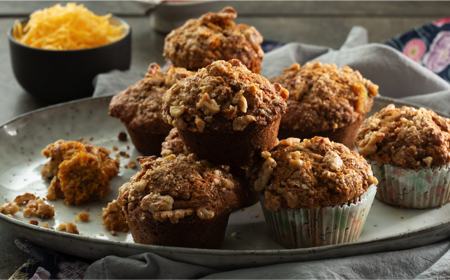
xmin=355 ymin=104 xmax=450 ymax=169
xmin=109 ymin=63 xmax=193 ymax=134
xmin=162 ymin=59 xmax=288 ymax=132
xmin=270 ymin=62 xmax=378 ymax=132
xmin=160 ymin=128 xmax=189 ymax=157
xmin=118 ymin=154 xmax=243 ymax=223
xmin=163 ymin=7 xmax=264 ymax=73
xmin=251 ymin=137 xmax=377 ymax=211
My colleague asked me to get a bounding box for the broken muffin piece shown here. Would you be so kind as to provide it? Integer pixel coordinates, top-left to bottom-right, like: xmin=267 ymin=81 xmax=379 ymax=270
xmin=41 ymin=140 xmax=120 ymax=205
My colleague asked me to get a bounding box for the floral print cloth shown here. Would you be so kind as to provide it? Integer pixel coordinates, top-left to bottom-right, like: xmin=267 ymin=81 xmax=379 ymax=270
xmin=10 ymin=240 xmax=90 ymax=280
xmin=386 ymin=18 xmax=450 ymax=83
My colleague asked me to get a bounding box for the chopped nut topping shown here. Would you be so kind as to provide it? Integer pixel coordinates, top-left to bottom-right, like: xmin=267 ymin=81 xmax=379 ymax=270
xmin=323 ymin=150 xmax=344 ymax=171
xmin=233 ymin=115 xmax=256 ymax=131
xmin=196 ymin=208 xmax=215 ymax=220
xmin=29 ymin=220 xmax=38 ymax=226
xmin=118 ymin=154 xmax=244 ymax=223
xmin=238 ymin=95 xmax=248 ymax=113
xmin=355 ymin=105 xmax=450 ymax=169
xmin=250 ymin=137 xmax=377 ymax=211
xmin=423 ymin=157 xmax=433 ymax=168
xmin=163 ymin=7 xmax=264 ymax=73
xmin=160 ymin=128 xmax=190 ymax=157
xmin=170 ymin=106 xmax=185 ymax=118
xmin=270 ymin=62 xmax=378 ymax=132
xmin=153 ymin=209 xmax=194 ymax=223
xmin=254 ymin=157 xmax=277 ymax=192
xmin=162 ymin=60 xmax=288 ymax=133
xmin=196 ymin=93 xmax=221 ymax=115
xmin=141 ymin=193 xmax=174 ymax=214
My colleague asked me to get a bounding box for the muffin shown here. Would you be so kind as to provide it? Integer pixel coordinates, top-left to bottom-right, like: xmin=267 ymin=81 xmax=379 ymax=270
xmin=162 ymin=59 xmax=289 ymax=168
xmin=42 ymin=140 xmax=120 ymax=205
xmin=355 ymin=104 xmax=450 ymax=208
xmin=270 ymin=62 xmax=379 ymax=149
xmin=117 ymin=154 xmax=245 ymax=249
xmin=109 ymin=63 xmax=193 ymax=156
xmin=163 ymin=7 xmax=264 ymax=73
xmin=160 ymin=127 xmax=260 ymax=207
xmin=250 ymin=137 xmax=377 ymax=248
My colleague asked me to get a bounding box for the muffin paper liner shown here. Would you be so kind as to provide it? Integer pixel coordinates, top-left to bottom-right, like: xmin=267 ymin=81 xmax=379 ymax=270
xmin=259 ymin=185 xmax=377 ymax=249
xmin=369 ymin=161 xmax=450 ymax=209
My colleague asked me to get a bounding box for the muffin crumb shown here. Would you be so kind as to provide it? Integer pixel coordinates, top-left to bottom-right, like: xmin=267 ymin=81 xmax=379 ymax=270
xmin=57 ymin=222 xmax=79 ymax=234
xmin=118 ymin=132 xmax=127 ymax=141
xmin=29 ymin=220 xmax=38 ymax=226
xmin=101 ymin=200 xmax=129 ymax=232
xmin=77 ymin=211 xmax=90 ymax=221
xmin=0 ymin=201 xmax=20 ymax=215
xmin=23 ymin=197 xmax=55 ymax=219
xmin=41 ymin=140 xmax=120 ymax=205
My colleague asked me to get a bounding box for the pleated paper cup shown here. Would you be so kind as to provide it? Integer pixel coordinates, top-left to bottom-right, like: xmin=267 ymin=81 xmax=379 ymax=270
xmin=259 ymin=185 xmax=377 ymax=249
xmin=369 ymin=161 xmax=450 ymax=209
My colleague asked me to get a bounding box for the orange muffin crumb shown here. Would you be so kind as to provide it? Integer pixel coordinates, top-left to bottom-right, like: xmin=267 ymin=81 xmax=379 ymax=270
xmin=41 ymin=140 xmax=120 ymax=205
xmin=0 ymin=201 xmax=20 ymax=215
xmin=57 ymin=222 xmax=79 ymax=234
xmin=101 ymin=200 xmax=128 ymax=232
xmin=23 ymin=197 xmax=55 ymax=219
xmin=77 ymin=211 xmax=90 ymax=221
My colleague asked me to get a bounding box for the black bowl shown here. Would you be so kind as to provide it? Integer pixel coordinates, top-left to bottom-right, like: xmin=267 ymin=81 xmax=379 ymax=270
xmin=8 ymin=16 xmax=131 ymax=104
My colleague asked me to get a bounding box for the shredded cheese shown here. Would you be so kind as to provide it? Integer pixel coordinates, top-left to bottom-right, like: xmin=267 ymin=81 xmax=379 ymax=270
xmin=13 ymin=3 xmax=128 ymax=50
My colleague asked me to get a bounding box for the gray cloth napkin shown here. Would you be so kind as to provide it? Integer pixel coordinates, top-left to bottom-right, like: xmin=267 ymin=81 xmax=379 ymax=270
xmin=87 ymin=26 xmax=450 ymax=279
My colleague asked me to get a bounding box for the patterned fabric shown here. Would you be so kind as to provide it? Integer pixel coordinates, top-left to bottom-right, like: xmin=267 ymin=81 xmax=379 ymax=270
xmin=386 ymin=18 xmax=450 ymax=83
xmin=261 ymin=40 xmax=286 ymax=53
xmin=10 ymin=240 xmax=89 ymax=280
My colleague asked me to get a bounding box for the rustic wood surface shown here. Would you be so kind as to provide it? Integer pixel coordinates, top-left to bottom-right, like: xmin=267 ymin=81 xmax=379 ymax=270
xmin=0 ymin=1 xmax=447 ymax=277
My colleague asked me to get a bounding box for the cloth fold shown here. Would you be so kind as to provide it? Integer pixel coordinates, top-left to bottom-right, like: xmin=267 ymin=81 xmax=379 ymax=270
xmin=84 ymin=25 xmax=450 ymax=279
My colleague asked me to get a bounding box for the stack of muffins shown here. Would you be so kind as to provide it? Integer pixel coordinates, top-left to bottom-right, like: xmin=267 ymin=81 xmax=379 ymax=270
xmin=106 ymin=6 xmax=389 ymax=249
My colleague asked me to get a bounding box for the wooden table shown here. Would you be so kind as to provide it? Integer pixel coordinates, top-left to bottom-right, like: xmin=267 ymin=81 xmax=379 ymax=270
xmin=0 ymin=1 xmax=448 ymax=278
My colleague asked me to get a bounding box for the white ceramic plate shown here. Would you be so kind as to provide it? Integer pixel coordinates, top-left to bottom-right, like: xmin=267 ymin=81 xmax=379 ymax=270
xmin=1 ymin=96 xmax=450 ymax=269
